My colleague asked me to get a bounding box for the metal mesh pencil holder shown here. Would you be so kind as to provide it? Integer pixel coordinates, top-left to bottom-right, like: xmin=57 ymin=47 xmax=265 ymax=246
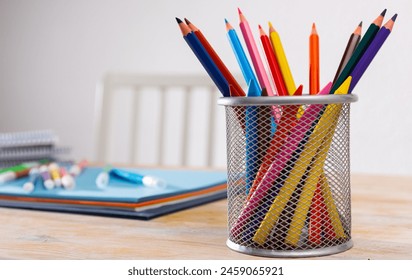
xmin=218 ymin=94 xmax=358 ymax=258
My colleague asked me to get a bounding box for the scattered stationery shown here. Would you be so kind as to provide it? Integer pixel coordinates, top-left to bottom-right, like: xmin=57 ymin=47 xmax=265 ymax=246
xmin=0 ymin=164 xmax=227 ymax=220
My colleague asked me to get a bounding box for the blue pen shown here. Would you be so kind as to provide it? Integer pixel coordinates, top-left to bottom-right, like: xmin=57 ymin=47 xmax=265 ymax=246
xmin=225 ymin=18 xmax=261 ymax=96
xmin=110 ymin=168 xmax=167 ymax=188
xmin=177 ymin=18 xmax=229 ymax=97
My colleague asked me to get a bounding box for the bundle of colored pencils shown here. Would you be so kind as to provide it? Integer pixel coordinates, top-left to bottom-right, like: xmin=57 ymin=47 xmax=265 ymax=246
xmin=176 ymin=9 xmax=397 ymax=247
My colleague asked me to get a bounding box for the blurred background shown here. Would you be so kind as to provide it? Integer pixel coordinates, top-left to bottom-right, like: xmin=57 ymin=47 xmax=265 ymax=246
xmin=0 ymin=0 xmax=410 ymax=175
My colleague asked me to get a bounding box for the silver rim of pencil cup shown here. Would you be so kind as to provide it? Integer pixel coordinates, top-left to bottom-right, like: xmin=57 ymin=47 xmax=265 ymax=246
xmin=226 ymin=239 xmax=353 ymax=258
xmin=217 ymin=94 xmax=358 ymax=106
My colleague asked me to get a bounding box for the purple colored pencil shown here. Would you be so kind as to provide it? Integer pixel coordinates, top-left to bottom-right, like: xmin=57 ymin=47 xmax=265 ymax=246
xmin=349 ymin=14 xmax=397 ymax=92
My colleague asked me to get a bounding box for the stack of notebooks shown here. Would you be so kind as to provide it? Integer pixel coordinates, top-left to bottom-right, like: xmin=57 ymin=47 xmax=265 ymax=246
xmin=0 ymin=166 xmax=227 ymax=219
xmin=0 ymin=130 xmax=70 ymax=168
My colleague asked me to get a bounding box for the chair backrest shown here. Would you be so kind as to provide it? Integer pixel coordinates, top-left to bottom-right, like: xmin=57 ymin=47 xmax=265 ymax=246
xmin=93 ymin=73 xmax=228 ymax=168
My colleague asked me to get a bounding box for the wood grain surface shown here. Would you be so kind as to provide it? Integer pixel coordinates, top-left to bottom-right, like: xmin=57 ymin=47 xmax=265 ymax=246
xmin=0 ymin=174 xmax=411 ymax=260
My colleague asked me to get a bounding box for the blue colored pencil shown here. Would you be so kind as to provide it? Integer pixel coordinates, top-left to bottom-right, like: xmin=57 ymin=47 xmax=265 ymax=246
xmin=176 ymin=18 xmax=229 ymax=96
xmin=245 ymin=80 xmax=260 ymax=194
xmin=225 ymin=18 xmax=261 ymax=96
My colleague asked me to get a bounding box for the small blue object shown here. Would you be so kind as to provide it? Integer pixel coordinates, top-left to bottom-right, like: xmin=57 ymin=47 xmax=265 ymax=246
xmin=245 ymin=80 xmax=260 ymax=194
xmin=110 ymin=168 xmax=167 ymax=188
xmin=226 ymin=20 xmax=261 ymax=95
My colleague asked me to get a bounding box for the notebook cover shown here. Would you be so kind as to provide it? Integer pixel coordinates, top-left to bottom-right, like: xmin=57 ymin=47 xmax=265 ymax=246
xmin=0 ymin=189 xmax=226 ymax=220
xmin=0 ymin=167 xmax=228 ymax=219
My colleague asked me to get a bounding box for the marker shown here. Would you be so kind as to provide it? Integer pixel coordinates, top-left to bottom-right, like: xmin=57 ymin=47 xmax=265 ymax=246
xmin=48 ymin=163 xmax=62 ymax=187
xmin=0 ymin=168 xmax=30 ymax=184
xmin=0 ymin=161 xmax=41 ymax=174
xmin=110 ymin=168 xmax=167 ymax=188
xmin=95 ymin=165 xmax=112 ymax=189
xmin=39 ymin=165 xmax=54 ymax=190
xmin=60 ymin=167 xmax=75 ymax=190
xmin=69 ymin=160 xmax=88 ymax=176
xmin=23 ymin=168 xmax=40 ymax=192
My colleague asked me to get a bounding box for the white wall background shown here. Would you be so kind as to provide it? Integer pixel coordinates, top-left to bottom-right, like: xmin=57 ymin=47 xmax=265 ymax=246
xmin=0 ymin=0 xmax=411 ymax=175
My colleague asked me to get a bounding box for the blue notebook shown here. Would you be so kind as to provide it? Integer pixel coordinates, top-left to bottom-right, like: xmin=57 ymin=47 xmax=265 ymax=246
xmin=0 ymin=167 xmax=228 ymax=220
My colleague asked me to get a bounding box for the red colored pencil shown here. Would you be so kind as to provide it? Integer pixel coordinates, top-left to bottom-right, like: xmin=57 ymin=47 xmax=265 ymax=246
xmin=309 ymin=181 xmax=323 ymax=244
xmin=185 ymin=18 xmax=245 ymax=97
xmin=259 ymin=25 xmax=287 ymax=96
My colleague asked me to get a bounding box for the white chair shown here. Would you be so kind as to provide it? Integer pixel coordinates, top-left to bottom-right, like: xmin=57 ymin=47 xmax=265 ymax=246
xmin=93 ymin=73 xmax=229 ymax=168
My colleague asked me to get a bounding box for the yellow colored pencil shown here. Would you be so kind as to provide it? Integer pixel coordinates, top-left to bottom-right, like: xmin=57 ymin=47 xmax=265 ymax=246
xmin=269 ymin=22 xmax=296 ymax=95
xmin=285 ymin=125 xmax=338 ymax=246
xmin=252 ymin=76 xmax=352 ymax=245
xmin=319 ymin=173 xmax=346 ymax=239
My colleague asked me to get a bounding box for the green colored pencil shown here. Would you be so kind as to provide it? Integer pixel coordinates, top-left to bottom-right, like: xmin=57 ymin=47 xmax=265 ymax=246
xmin=330 ymin=9 xmax=386 ymax=93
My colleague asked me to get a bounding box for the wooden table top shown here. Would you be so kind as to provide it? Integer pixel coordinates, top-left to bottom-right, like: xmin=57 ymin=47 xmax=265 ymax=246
xmin=0 ymin=174 xmax=411 ymax=260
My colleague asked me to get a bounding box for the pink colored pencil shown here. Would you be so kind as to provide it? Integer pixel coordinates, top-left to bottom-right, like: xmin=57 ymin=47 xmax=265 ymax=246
xmin=238 ymin=8 xmax=275 ymax=96
xmin=231 ymin=82 xmax=332 ymax=237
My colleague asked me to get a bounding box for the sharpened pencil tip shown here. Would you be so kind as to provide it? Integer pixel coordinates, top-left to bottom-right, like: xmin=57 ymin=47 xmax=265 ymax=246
xmin=175 ymin=17 xmax=182 ymax=23
xmin=184 ymin=18 xmax=191 ymax=25
xmin=224 ymin=18 xmax=228 ymax=24
xmin=258 ymin=24 xmax=262 ymax=30
xmin=268 ymin=21 xmax=276 ymax=33
xmin=392 ymin=13 xmax=398 ymax=22
xmin=312 ymin=22 xmax=317 ymax=32
xmin=381 ymin=9 xmax=387 ymax=17
xmin=238 ymin=7 xmax=242 ymax=14
xmin=359 ymin=21 xmax=363 ymax=27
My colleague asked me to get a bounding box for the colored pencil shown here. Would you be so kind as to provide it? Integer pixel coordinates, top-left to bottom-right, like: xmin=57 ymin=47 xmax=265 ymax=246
xmin=231 ymin=82 xmax=332 ymax=238
xmin=253 ymin=77 xmax=351 ymax=245
xmin=332 ymin=22 xmax=363 ymax=85
xmin=185 ymin=18 xmax=245 ymax=97
xmin=245 ymin=80 xmax=260 ymax=194
xmin=349 ymin=14 xmax=397 ymax=92
xmin=308 ymin=180 xmax=325 ymax=244
xmin=176 ymin=18 xmax=229 ymax=97
xmin=307 ymin=21 xmax=360 ymax=240
xmin=284 ymin=118 xmax=339 ymax=246
xmin=331 ymin=9 xmax=386 ymax=93
xmin=309 ymin=23 xmax=320 ymax=94
xmin=238 ymin=9 xmax=274 ymax=96
xmin=319 ymin=173 xmax=345 ymax=239
xmin=257 ymin=88 xmax=274 ymax=165
xmin=259 ymin=25 xmax=287 ymax=96
xmin=226 ymin=19 xmax=261 ymax=95
xmin=269 ymin=22 xmax=296 ymax=95
xmin=247 ymin=85 xmax=302 ymax=200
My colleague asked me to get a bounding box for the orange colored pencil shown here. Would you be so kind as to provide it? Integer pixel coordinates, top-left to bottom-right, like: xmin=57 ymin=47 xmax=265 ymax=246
xmin=185 ymin=18 xmax=245 ymax=97
xmin=309 ymin=23 xmax=320 ymax=95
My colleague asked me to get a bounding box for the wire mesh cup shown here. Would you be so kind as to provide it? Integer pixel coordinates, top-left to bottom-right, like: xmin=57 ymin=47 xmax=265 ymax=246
xmin=218 ymin=94 xmax=358 ymax=257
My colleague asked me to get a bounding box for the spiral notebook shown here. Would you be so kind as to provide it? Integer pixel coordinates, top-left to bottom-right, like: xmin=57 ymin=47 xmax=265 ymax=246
xmin=0 ymin=167 xmax=228 ymax=219
xmin=0 ymin=130 xmax=70 ymax=168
